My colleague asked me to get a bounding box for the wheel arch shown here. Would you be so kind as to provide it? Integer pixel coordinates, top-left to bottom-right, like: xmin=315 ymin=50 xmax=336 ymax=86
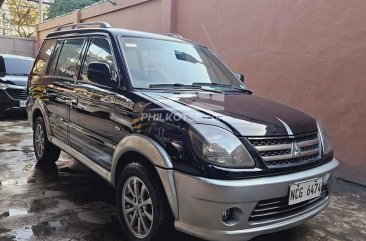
xmin=31 ymin=99 xmax=52 ymax=139
xmin=111 ymin=134 xmax=179 ymax=219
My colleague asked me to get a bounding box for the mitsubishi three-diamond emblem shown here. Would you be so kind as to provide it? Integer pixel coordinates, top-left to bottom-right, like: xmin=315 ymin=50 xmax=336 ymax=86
xmin=292 ymin=142 xmax=302 ymax=158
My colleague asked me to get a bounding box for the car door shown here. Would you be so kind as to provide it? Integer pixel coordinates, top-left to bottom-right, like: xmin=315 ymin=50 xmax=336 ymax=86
xmin=69 ymin=36 xmax=118 ymax=170
xmin=44 ymin=38 xmax=87 ymax=144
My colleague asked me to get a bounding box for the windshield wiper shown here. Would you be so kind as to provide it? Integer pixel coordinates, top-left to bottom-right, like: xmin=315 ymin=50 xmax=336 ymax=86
xmin=149 ymin=83 xmax=200 ymax=89
xmin=149 ymin=83 xmax=226 ymax=93
xmin=192 ymin=82 xmax=232 ymax=88
xmin=148 ymin=83 xmax=251 ymax=94
xmin=192 ymin=82 xmax=252 ymax=94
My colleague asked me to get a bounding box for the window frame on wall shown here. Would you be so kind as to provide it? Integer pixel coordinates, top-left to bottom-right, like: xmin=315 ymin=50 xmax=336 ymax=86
xmin=78 ymin=35 xmax=118 ymax=87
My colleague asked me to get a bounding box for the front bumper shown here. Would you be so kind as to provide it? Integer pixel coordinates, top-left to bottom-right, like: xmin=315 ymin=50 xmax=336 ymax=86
xmin=173 ymin=158 xmax=339 ymax=241
xmin=0 ymin=89 xmax=27 ymax=111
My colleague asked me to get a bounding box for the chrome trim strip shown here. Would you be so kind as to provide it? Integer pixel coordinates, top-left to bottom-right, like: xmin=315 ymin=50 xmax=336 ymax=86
xmin=50 ymin=136 xmax=111 ymax=183
xmin=250 ymin=191 xmax=327 ymax=217
xmin=251 ymin=190 xmax=327 ymax=213
xmin=262 ymin=154 xmax=293 ymax=161
xmin=261 ymin=148 xmax=319 ymax=162
xmin=255 ymin=144 xmax=292 ymax=152
xmin=297 ymin=139 xmax=319 ymax=147
xmin=249 ymin=196 xmax=329 ymax=224
xmin=6 ymin=84 xmax=27 ymax=90
xmin=317 ymin=123 xmax=325 ymax=155
xmin=300 ymin=148 xmax=320 ymax=156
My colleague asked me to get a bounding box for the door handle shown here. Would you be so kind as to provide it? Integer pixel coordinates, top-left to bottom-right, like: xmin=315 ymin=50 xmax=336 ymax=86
xmin=69 ymin=98 xmax=78 ymax=107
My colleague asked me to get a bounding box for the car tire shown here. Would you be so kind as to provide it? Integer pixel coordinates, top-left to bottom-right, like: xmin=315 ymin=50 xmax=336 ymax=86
xmin=116 ymin=162 xmax=173 ymax=241
xmin=33 ymin=117 xmax=61 ymax=164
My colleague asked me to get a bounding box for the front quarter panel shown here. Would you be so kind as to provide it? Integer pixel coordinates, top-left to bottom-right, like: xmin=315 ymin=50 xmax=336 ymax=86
xmin=111 ymin=134 xmax=179 ymax=219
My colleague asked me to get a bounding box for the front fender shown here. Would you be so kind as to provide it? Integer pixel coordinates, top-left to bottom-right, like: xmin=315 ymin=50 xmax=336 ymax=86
xmin=111 ymin=134 xmax=179 ymax=219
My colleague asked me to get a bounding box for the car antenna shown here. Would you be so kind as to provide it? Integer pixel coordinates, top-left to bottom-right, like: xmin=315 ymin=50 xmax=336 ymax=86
xmin=200 ymin=21 xmax=218 ymax=55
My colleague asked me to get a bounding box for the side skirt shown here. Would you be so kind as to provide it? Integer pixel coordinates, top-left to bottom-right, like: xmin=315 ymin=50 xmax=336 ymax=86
xmin=50 ymin=136 xmax=112 ymax=184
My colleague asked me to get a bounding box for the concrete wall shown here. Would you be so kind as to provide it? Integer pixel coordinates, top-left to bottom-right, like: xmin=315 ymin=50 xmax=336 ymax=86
xmin=0 ymin=35 xmax=35 ymax=57
xmin=37 ymin=0 xmax=366 ymax=183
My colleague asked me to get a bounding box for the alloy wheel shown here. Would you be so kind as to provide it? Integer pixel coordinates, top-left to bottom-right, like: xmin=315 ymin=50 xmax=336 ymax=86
xmin=122 ymin=176 xmax=154 ymax=239
xmin=35 ymin=124 xmax=45 ymax=157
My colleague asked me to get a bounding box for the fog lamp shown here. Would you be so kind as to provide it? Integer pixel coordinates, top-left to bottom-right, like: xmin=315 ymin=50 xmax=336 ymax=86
xmin=222 ymin=208 xmax=233 ymax=222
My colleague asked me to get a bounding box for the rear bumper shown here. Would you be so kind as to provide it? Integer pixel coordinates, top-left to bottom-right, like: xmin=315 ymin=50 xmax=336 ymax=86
xmin=173 ymin=158 xmax=339 ymax=241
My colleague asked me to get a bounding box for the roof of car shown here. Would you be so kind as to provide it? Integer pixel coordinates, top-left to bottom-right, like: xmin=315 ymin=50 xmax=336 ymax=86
xmin=46 ymin=27 xmax=202 ymax=46
xmin=0 ymin=54 xmax=34 ymax=60
xmin=113 ymin=28 xmax=188 ymax=41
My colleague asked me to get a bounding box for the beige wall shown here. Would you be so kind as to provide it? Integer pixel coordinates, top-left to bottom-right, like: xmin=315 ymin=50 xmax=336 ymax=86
xmin=36 ymin=0 xmax=172 ymax=48
xmin=173 ymin=0 xmax=366 ymax=183
xmin=0 ymin=35 xmax=35 ymax=57
xmin=36 ymin=0 xmax=366 ymax=183
xmin=82 ymin=0 xmax=163 ymax=32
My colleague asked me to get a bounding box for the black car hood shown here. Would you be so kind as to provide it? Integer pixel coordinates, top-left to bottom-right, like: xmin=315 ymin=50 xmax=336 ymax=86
xmin=143 ymin=91 xmax=317 ymax=136
xmin=0 ymin=75 xmax=28 ymax=86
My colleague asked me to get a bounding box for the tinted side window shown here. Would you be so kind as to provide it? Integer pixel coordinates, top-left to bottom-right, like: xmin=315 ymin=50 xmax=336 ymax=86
xmin=32 ymin=39 xmax=56 ymax=75
xmin=80 ymin=38 xmax=117 ymax=83
xmin=48 ymin=41 xmax=64 ymax=75
xmin=55 ymin=39 xmax=86 ymax=79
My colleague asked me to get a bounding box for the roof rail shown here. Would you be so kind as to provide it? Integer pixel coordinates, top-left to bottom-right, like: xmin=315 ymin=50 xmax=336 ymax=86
xmin=55 ymin=22 xmax=111 ymax=31
xmin=165 ymin=33 xmax=184 ymax=39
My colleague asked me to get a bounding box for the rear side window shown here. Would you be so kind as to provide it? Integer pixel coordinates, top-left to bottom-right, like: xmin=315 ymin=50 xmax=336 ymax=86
xmin=32 ymin=39 xmax=56 ymax=75
xmin=48 ymin=41 xmax=64 ymax=75
xmin=54 ymin=39 xmax=86 ymax=79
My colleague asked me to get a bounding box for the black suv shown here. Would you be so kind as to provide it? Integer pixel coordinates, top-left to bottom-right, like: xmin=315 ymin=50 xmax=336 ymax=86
xmin=0 ymin=54 xmax=34 ymax=115
xmin=28 ymin=22 xmax=339 ymax=241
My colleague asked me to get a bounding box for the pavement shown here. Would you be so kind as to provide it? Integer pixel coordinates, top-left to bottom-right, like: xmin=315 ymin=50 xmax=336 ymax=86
xmin=0 ymin=114 xmax=365 ymax=241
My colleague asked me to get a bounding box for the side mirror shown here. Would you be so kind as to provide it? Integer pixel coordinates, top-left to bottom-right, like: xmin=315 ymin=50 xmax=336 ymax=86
xmin=235 ymin=73 xmax=245 ymax=83
xmin=87 ymin=62 xmax=114 ymax=87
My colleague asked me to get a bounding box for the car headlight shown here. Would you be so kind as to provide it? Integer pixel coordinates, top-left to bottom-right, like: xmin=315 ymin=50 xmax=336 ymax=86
xmin=188 ymin=124 xmax=255 ymax=168
xmin=0 ymin=83 xmax=8 ymax=90
xmin=317 ymin=122 xmax=333 ymax=155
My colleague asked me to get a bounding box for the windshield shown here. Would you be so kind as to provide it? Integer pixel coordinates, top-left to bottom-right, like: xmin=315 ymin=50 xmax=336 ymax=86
xmin=120 ymin=37 xmax=247 ymax=90
xmin=1 ymin=58 xmax=34 ymax=76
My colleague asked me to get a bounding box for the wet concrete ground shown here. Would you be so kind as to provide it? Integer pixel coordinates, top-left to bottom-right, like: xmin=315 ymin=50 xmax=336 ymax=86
xmin=0 ymin=114 xmax=365 ymax=241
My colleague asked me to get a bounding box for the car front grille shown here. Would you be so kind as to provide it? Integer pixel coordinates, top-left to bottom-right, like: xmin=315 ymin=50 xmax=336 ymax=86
xmin=248 ymin=132 xmax=321 ymax=168
xmin=5 ymin=88 xmax=27 ymax=100
xmin=249 ymin=185 xmax=328 ymax=223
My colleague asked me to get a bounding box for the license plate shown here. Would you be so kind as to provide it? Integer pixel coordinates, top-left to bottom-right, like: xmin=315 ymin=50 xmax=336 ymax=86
xmin=289 ymin=178 xmax=322 ymax=205
xmin=19 ymin=100 xmax=26 ymax=107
